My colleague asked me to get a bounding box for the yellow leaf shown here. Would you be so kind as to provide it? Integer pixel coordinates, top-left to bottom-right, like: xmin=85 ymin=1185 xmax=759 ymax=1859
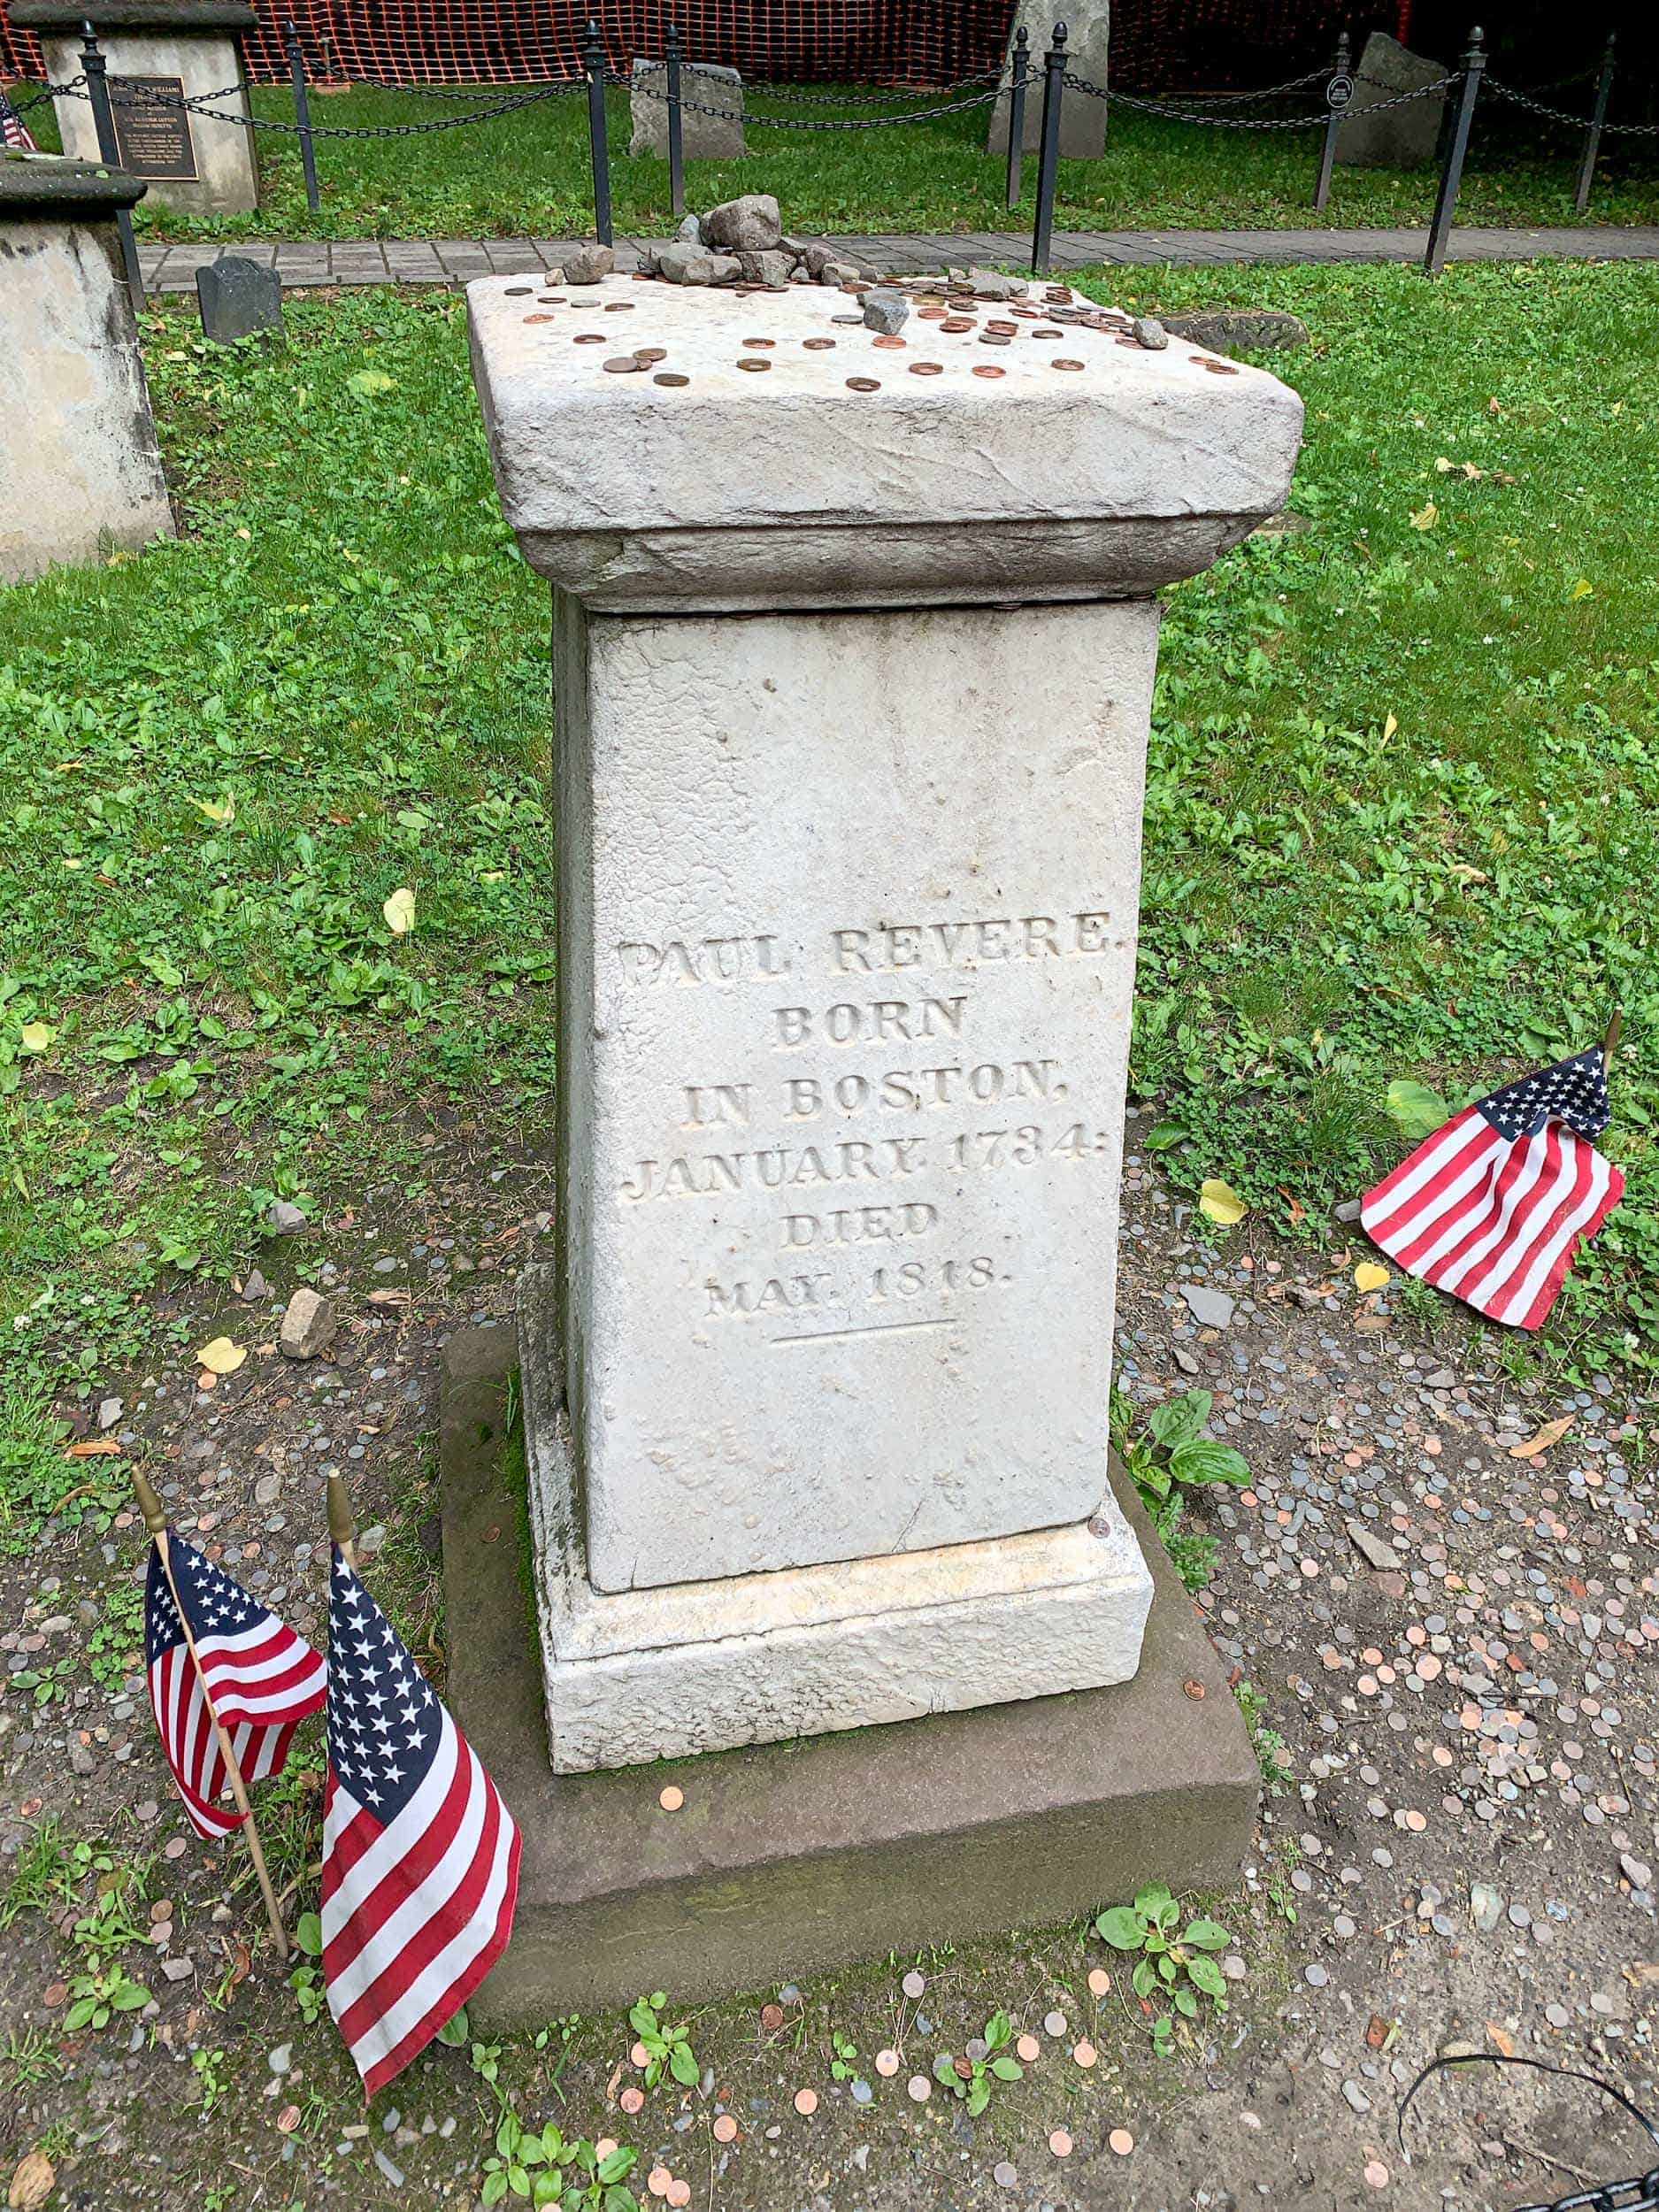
xmin=196 ymin=1336 xmax=247 ymax=1377
xmin=1354 ymin=1262 xmax=1391 ymax=1293
xmin=382 ymin=887 xmax=416 ymax=936
xmin=1433 ymin=455 xmax=1454 ymax=473
xmin=1409 ymin=501 xmax=1439 ymax=531
xmin=1570 ymin=578 xmax=1594 ymax=602
xmin=188 ymin=792 xmax=235 ymax=826
xmin=1382 ymin=712 xmax=1398 ymax=743
xmin=1198 ymin=1178 xmax=1248 ymax=1227
xmin=1509 ymin=1414 xmax=1574 ymax=1460
xmin=18 ymin=1023 xmax=54 ymax=1054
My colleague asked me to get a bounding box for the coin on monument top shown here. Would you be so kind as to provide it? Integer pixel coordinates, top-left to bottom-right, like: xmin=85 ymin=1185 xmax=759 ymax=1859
xmin=573 ymin=332 xmax=606 ymax=344
xmin=1051 ymin=357 xmax=1086 ymax=371
xmin=604 ymin=301 xmax=636 ymax=311
xmin=603 ymin=356 xmax=645 ymax=373
xmin=909 ymin=362 xmax=944 ymax=376
xmin=979 ymin=334 xmax=1011 ymax=347
xmin=1032 ymin=327 xmax=1062 ymax=339
xmin=831 ymin=313 xmax=865 ymax=326
xmin=941 ymin=317 xmax=975 ymax=333
xmin=872 ymin=335 xmax=907 ymax=350
xmin=633 ymin=346 xmax=666 ymax=363
xmin=653 ymin=372 xmax=689 ymax=386
xmin=972 ymin=365 xmax=1006 ymax=379
xmin=523 ymin=313 xmax=557 ymax=325
xmin=803 ymin=337 xmax=836 ymax=350
xmin=845 ymin=377 xmax=880 ymax=391
xmin=918 ymin=306 xmax=948 ymax=321
xmin=658 ymin=1783 xmax=684 ymax=1809
xmin=741 ymin=336 xmax=776 ymax=349
xmin=504 ymin=285 xmax=533 ymax=296
xmin=736 ymin=357 xmax=772 ymax=372
xmin=987 ymin=319 xmax=1018 ymax=334
xmin=1204 ymin=359 xmax=1241 ymax=375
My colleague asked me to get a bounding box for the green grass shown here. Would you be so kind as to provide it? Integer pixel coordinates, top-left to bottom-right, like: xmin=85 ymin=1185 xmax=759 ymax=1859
xmin=12 ymin=79 xmax=1659 ymax=240
xmin=0 ymin=262 xmax=1655 ymax=1524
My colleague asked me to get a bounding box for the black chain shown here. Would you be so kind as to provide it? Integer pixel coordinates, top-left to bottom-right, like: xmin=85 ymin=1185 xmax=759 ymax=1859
xmin=50 ymin=73 xmax=584 ymax=136
xmin=1399 ymin=2053 xmax=1659 ymax=2212
xmin=1069 ymin=67 xmax=1461 ymax=130
xmin=658 ymin=60 xmax=1008 ymax=106
xmin=1487 ymin=77 xmax=1659 ymax=137
xmin=625 ymin=75 xmax=1008 ymax=129
xmin=7 ymin=74 xmax=85 ymax=110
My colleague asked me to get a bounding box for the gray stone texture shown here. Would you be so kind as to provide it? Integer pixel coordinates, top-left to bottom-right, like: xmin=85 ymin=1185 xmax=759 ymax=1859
xmin=1161 ymin=309 xmax=1310 ymax=353
xmin=702 ymin=192 xmax=781 ymax=254
xmin=861 ymin=286 xmax=910 ymax=333
xmin=195 ymin=250 xmax=281 ymax=341
xmin=560 ymin=242 xmax=614 ymax=284
xmin=627 ymin=57 xmax=745 ymax=161
xmin=0 ymin=158 xmax=174 ymax=581
xmin=1335 ymin=33 xmax=1449 ymax=168
xmin=439 ymin=1325 xmax=1258 ymax=2018
xmin=987 ymin=0 xmax=1110 ymax=159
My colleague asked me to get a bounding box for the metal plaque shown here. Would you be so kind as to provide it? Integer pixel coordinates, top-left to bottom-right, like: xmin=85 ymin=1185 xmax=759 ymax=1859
xmin=110 ymin=76 xmax=198 ymax=182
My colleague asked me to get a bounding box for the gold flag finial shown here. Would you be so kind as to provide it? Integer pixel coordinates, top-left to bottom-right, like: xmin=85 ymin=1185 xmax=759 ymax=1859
xmin=132 ymin=1468 xmax=167 ymax=1536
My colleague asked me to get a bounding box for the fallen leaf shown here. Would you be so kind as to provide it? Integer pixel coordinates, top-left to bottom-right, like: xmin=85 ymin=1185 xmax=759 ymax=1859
xmin=63 ymin=1438 xmax=122 ymax=1459
xmin=366 ymin=1288 xmax=411 ymax=1307
xmin=382 ymin=886 xmax=416 ymax=936
xmin=1382 ymin=711 xmax=1398 ymax=742
xmin=1448 ymin=862 xmax=1488 ymax=885
xmin=1198 ymin=1177 xmax=1248 ymax=1227
xmin=1385 ymin=1077 xmax=1449 ymax=1140
xmin=1486 ymin=2021 xmax=1517 ymax=2059
xmin=1409 ymin=500 xmax=1439 ymax=531
xmin=195 ymin=1337 xmax=247 ymax=1377
xmin=18 ymin=1023 xmax=54 ymax=1055
xmin=1354 ymin=1262 xmax=1391 ymax=1293
xmin=188 ymin=793 xmax=235 ymax=826
xmin=1569 ymin=578 xmax=1594 ymax=602
xmin=1509 ymin=1415 xmax=1574 ymax=1460
xmin=7 ymin=2150 xmax=56 ymax=2212
xmin=347 ymin=368 xmax=396 ymax=399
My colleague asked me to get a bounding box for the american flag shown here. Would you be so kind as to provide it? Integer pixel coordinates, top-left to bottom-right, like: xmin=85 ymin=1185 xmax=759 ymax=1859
xmin=1 ymin=92 xmax=39 ymax=150
xmin=1360 ymin=1048 xmax=1624 ymax=1331
xmin=145 ymin=1532 xmax=326 ymax=1840
xmin=321 ymin=1546 xmax=520 ymax=2096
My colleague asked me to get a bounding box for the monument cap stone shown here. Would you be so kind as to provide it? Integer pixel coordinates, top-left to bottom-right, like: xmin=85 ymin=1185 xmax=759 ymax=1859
xmin=196 ymin=251 xmax=283 ymax=342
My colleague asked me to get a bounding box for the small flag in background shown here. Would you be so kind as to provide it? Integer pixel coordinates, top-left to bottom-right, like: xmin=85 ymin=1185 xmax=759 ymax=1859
xmin=1360 ymin=1047 xmax=1624 ymax=1331
xmin=1 ymin=92 xmax=39 ymax=150
xmin=320 ymin=1545 xmax=520 ymax=2097
xmin=145 ymin=1532 xmax=327 ymax=1839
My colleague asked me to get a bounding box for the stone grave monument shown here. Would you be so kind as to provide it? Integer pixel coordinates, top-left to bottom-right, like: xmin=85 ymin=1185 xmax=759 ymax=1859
xmin=1335 ymin=31 xmax=1448 ymax=167
xmin=987 ymin=0 xmax=1111 ymax=159
xmin=1 ymin=151 xmax=173 ymax=582
xmin=196 ymin=251 xmax=283 ymax=342
xmin=450 ymin=270 xmax=1302 ymax=2012
xmin=14 ymin=0 xmax=261 ymax=215
xmin=629 ymin=56 xmax=746 ymax=160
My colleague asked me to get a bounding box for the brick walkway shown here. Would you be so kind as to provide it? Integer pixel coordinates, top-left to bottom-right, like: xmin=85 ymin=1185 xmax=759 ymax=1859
xmin=137 ymin=223 xmax=1659 ymax=291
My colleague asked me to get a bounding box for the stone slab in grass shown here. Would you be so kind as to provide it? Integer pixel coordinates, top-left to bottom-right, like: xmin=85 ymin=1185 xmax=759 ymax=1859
xmin=440 ymin=1322 xmax=1260 ymax=2020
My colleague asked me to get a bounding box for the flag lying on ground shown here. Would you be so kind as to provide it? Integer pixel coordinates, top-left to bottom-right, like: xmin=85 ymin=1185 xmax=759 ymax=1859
xmin=1 ymin=92 xmax=39 ymax=150
xmin=145 ymin=1532 xmax=327 ymax=1839
xmin=320 ymin=1545 xmax=520 ymax=2096
xmin=1360 ymin=1047 xmax=1624 ymax=1331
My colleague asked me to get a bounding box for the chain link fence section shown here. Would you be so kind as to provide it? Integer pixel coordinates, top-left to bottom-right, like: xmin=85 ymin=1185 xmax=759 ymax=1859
xmin=624 ymin=72 xmax=1010 ymax=131
xmin=1487 ymin=78 xmax=1659 ymax=138
xmin=1062 ymin=68 xmax=1463 ymax=135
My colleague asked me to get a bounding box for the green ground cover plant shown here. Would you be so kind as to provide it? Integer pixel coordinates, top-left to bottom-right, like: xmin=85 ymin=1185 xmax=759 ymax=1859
xmin=0 ymin=260 xmax=1655 ymax=1525
xmin=11 ymin=82 xmax=1656 ymax=240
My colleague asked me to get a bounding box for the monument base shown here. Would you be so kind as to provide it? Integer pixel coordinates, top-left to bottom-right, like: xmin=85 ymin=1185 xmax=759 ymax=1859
xmin=442 ymin=1319 xmax=1260 ymax=2021
xmin=517 ymin=1263 xmax=1152 ymax=1774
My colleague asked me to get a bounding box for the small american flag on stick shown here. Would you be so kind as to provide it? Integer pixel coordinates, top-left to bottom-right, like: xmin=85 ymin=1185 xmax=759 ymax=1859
xmin=1359 ymin=1037 xmax=1624 ymax=1331
xmin=1 ymin=90 xmax=39 ymax=150
xmin=320 ymin=1479 xmax=519 ymax=2096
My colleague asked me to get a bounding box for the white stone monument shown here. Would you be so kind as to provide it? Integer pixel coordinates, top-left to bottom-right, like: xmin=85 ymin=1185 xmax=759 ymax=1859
xmin=987 ymin=0 xmax=1111 ymax=160
xmin=0 ymin=151 xmax=174 ymax=582
xmin=469 ymin=276 xmax=1301 ymax=1778
xmin=15 ymin=0 xmax=260 ymax=216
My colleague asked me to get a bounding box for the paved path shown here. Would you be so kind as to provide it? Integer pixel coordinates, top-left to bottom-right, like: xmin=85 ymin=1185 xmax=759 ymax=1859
xmin=138 ymin=223 xmax=1659 ymax=291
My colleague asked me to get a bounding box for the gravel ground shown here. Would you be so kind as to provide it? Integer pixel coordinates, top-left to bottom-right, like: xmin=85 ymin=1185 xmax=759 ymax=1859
xmin=2 ymin=1123 xmax=1655 ymax=2212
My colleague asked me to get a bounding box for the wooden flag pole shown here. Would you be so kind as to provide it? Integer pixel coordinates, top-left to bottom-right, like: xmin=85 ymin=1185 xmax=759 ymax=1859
xmin=133 ymin=1471 xmax=291 ymax=1958
xmin=326 ymin=1471 xmax=358 ymax=1571
xmin=1604 ymin=1006 xmax=1624 ymax=1070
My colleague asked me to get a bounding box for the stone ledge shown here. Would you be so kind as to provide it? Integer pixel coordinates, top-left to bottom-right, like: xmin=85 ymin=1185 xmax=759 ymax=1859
xmin=0 ymin=150 xmax=149 ymax=213
xmin=441 ymin=1321 xmax=1259 ymax=2020
xmin=12 ymin=2 xmax=257 ymax=26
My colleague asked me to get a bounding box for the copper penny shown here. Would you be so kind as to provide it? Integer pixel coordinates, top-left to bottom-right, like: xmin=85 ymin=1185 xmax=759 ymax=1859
xmin=736 ymin=357 xmax=772 ymax=372
xmin=918 ymin=306 xmax=949 ymax=321
xmin=741 ymin=336 xmax=775 ymax=349
xmin=504 ymin=285 xmax=533 ymax=296
xmin=845 ymin=376 xmax=879 ymax=391
xmin=1032 ymin=327 xmax=1062 ymax=339
xmin=941 ymin=317 xmax=975 ymax=333
xmin=573 ymin=332 xmax=606 ymax=343
xmin=987 ymin=319 xmax=1018 ymax=334
xmin=603 ymin=356 xmax=644 ymax=373
xmin=872 ymin=334 xmax=907 ymax=349
xmin=1010 ymin=304 xmax=1040 ymax=319
xmin=712 ymin=2115 xmax=738 ymax=2143
xmin=972 ymin=365 xmax=1006 ymax=379
xmin=538 ymin=295 xmax=566 ymax=304
xmin=1051 ymin=357 xmax=1085 ymax=370
xmin=803 ymin=336 xmax=836 ymax=349
xmin=1204 ymin=359 xmax=1241 ymax=375
xmin=523 ymin=312 xmax=557 ymax=324
xmin=633 ymin=346 xmax=666 ymax=363
xmin=604 ymin=301 xmax=635 ymax=311
xmin=1116 ymin=334 xmax=1140 ymax=347
xmin=653 ymin=371 xmax=689 ymax=386
xmin=979 ymin=334 xmax=1011 ymax=346
xmin=909 ymin=361 xmax=943 ymax=376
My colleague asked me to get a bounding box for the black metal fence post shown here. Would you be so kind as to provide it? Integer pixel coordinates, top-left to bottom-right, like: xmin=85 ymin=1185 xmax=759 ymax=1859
xmin=1313 ymin=30 xmax=1350 ymax=212
xmin=81 ymin=20 xmax=145 ymax=314
xmin=1425 ymin=25 xmax=1484 ymax=278
xmin=1030 ymin=19 xmax=1067 ymax=276
xmin=284 ymin=17 xmax=320 ymax=214
xmin=665 ymin=16 xmax=685 ymax=218
xmin=1574 ymin=30 xmax=1616 ymax=215
xmin=583 ymin=16 xmax=612 ymax=246
xmin=1004 ymin=22 xmax=1029 ymax=211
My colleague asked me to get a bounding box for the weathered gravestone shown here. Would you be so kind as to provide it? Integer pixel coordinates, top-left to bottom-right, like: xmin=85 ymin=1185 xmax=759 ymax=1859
xmin=0 ymin=151 xmax=173 ymax=582
xmin=196 ymin=252 xmax=282 ymax=342
xmin=1335 ymin=31 xmax=1448 ymax=167
xmin=628 ymin=56 xmax=745 ymax=160
xmin=987 ymin=0 xmax=1110 ymax=159
xmin=452 ymin=275 xmax=1302 ymax=2011
xmin=12 ymin=0 xmax=261 ymax=215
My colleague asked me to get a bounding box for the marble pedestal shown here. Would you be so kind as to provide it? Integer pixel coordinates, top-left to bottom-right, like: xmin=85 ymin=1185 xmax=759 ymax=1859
xmin=468 ymin=273 xmax=1301 ymax=1776
xmin=0 ymin=152 xmax=174 ymax=582
xmin=15 ymin=1 xmax=260 ymax=216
